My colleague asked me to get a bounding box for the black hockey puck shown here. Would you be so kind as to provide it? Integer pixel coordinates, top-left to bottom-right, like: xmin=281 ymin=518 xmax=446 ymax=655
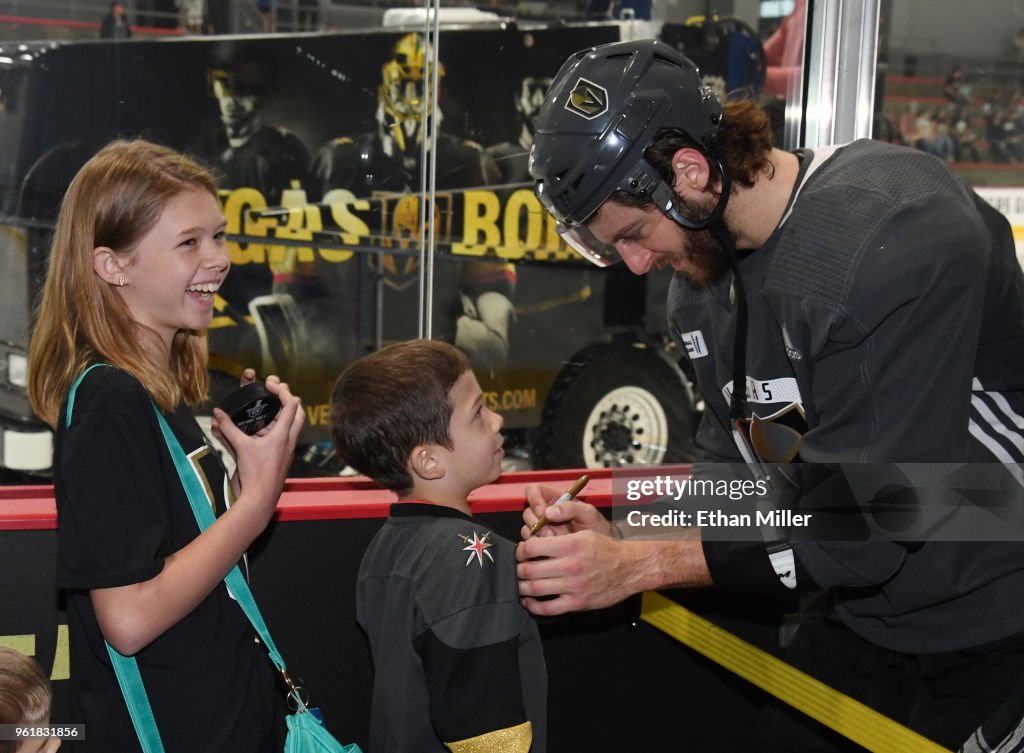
xmin=218 ymin=381 xmax=282 ymax=436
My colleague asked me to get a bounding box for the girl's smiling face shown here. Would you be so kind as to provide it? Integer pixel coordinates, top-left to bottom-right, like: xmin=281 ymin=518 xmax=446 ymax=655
xmin=115 ymin=187 xmax=229 ymax=358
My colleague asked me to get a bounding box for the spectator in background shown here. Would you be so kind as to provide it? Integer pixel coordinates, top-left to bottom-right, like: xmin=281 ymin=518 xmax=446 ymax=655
xmin=1008 ymin=89 xmax=1024 ymax=161
xmin=925 ymin=106 xmax=957 ymax=162
xmin=952 ymin=117 xmax=981 ymax=162
xmin=763 ymin=0 xmax=806 ymax=98
xmin=897 ymin=100 xmax=927 ymax=150
xmin=259 ymin=0 xmax=276 ymax=32
xmin=902 ymin=103 xmax=955 ymax=162
xmin=983 ymin=89 xmax=1019 ymax=162
xmin=762 ymin=0 xmax=806 ymax=145
xmin=178 ymin=0 xmax=205 ymax=34
xmin=943 ymin=65 xmax=971 ymax=123
xmin=99 ymin=1 xmax=132 ymax=39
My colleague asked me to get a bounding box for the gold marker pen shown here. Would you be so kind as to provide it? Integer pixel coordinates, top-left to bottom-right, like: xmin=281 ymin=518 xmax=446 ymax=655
xmin=529 ymin=474 xmax=590 ymax=536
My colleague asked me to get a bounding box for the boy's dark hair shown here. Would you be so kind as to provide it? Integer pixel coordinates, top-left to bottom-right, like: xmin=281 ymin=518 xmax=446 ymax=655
xmin=0 ymin=647 xmax=51 ymax=753
xmin=330 ymin=340 xmax=471 ymax=493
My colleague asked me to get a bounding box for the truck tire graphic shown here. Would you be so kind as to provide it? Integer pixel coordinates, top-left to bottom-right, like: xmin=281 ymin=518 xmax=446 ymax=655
xmin=534 ymin=342 xmax=699 ymax=469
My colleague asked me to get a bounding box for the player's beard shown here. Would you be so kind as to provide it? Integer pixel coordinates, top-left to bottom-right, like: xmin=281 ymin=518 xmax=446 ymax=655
xmin=653 ymin=193 xmax=734 ymax=288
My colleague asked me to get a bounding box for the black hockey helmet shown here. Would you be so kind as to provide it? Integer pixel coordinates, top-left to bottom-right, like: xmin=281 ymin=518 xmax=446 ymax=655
xmin=529 ymin=39 xmax=728 ymax=266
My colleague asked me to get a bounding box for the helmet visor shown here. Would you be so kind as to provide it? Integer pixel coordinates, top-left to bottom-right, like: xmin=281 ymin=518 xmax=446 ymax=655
xmin=538 ymin=157 xmax=674 ymax=268
xmin=556 ymin=222 xmax=620 ymax=268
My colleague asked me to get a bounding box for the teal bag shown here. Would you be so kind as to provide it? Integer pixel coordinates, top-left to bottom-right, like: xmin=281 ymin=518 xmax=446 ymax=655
xmin=67 ymin=365 xmax=362 ymax=753
xmin=285 ymin=712 xmax=358 ymax=753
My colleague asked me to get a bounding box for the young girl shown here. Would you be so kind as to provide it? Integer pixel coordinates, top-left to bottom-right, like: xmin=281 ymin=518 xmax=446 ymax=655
xmin=27 ymin=140 xmax=305 ymax=752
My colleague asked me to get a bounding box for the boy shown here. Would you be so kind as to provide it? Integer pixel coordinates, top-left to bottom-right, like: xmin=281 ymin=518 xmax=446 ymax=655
xmin=0 ymin=646 xmax=61 ymax=753
xmin=330 ymin=340 xmax=546 ymax=753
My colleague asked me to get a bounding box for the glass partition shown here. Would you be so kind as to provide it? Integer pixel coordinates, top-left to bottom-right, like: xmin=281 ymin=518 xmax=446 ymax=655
xmin=870 ymin=0 xmax=1024 ymax=266
xmin=0 ymin=1 xmax=810 ymax=478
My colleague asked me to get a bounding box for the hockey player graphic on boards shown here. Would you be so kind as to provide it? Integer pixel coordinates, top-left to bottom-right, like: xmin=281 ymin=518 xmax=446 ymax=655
xmin=309 ymin=32 xmax=515 ymax=371
xmin=486 ymin=75 xmax=554 ymax=185
xmin=206 ymin=56 xmax=312 ymax=207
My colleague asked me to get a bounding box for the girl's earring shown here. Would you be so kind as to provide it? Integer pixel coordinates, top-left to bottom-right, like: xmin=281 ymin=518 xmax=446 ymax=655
xmin=117 ymin=274 xmax=127 ymax=287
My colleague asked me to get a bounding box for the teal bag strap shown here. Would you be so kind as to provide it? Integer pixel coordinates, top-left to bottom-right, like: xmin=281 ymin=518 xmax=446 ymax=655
xmin=67 ymin=364 xmax=166 ymax=753
xmin=105 ymin=643 xmax=165 ymax=753
xmin=152 ymin=408 xmax=365 ymax=751
xmin=65 ymin=363 xmax=108 ymax=429
xmin=150 ymin=408 xmax=291 ymax=677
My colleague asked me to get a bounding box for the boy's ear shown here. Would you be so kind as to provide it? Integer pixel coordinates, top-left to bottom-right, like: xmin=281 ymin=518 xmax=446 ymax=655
xmin=409 ymin=444 xmax=445 ymax=482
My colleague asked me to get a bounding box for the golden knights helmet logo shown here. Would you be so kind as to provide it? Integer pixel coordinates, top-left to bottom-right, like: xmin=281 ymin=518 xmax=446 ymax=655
xmin=565 ymin=77 xmax=608 ymax=120
xmin=378 ymin=32 xmax=446 ymax=153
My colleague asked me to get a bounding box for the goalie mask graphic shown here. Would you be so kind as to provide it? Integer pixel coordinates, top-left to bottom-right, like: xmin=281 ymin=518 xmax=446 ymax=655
xmin=377 ymin=32 xmax=446 ymax=154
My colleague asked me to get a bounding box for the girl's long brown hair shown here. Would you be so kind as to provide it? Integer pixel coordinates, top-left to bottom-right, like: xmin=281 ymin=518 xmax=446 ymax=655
xmin=28 ymin=140 xmax=219 ymax=428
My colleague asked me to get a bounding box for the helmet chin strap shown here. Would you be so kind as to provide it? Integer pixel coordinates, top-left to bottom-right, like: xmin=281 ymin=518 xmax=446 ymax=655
xmin=709 ymin=219 xmax=749 ymax=422
xmin=660 ymin=159 xmax=749 ymax=421
xmin=658 ymin=156 xmax=733 ymax=230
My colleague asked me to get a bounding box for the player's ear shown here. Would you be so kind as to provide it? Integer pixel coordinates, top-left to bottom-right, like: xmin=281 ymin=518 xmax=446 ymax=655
xmin=409 ymin=444 xmax=445 ymax=482
xmin=670 ymin=147 xmax=713 ymax=194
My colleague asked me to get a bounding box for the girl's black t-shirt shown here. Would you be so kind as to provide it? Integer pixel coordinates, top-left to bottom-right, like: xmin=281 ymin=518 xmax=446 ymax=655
xmin=55 ymin=366 xmax=275 ymax=753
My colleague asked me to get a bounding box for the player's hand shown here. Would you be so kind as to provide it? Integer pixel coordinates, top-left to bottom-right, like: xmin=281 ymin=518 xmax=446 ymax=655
xmin=520 ymin=483 xmax=612 ymax=540
xmin=516 ymin=529 xmax=633 ymax=616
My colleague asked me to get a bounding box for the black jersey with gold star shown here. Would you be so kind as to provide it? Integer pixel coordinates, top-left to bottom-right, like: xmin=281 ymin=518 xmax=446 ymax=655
xmin=357 ymin=502 xmax=547 ymax=752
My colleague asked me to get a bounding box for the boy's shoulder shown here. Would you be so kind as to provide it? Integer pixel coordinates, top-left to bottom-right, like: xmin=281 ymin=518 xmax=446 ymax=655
xmin=359 ymin=502 xmax=515 ymax=581
xmin=359 ymin=503 xmax=528 ymax=629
